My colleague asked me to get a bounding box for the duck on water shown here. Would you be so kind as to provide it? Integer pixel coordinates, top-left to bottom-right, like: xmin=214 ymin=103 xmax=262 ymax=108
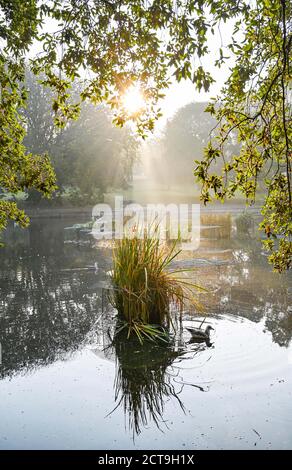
xmin=186 ymin=325 xmax=214 ymax=340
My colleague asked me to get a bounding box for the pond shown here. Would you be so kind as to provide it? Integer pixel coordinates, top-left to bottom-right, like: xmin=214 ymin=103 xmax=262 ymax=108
xmin=0 ymin=209 xmax=291 ymax=449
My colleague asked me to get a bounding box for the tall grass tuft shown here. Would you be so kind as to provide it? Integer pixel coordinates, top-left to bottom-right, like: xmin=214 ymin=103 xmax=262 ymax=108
xmin=110 ymin=226 xmax=204 ymax=342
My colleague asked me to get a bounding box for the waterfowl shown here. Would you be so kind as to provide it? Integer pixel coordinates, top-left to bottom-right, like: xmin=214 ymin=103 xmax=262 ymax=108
xmin=186 ymin=325 xmax=214 ymax=340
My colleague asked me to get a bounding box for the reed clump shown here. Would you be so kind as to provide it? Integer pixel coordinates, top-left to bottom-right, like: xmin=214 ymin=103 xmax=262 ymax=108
xmin=110 ymin=226 xmax=204 ymax=342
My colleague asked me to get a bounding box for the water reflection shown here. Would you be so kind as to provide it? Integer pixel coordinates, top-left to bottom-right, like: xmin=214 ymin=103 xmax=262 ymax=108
xmin=108 ymin=335 xmax=186 ymax=436
xmin=0 ymin=274 xmax=99 ymax=379
xmin=188 ymin=336 xmax=213 ymax=348
xmin=0 ymin=212 xmax=291 ymax=444
xmin=0 ymin=219 xmax=107 ymax=379
xmin=104 ymin=327 xmax=214 ymax=437
xmin=201 ymin=236 xmax=292 ymax=346
xmin=177 ymin=214 xmax=292 ymax=348
xmin=0 ymin=214 xmax=291 ymax=376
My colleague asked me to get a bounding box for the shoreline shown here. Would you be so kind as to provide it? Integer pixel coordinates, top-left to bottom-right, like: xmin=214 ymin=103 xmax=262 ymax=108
xmin=23 ymin=202 xmax=262 ymax=219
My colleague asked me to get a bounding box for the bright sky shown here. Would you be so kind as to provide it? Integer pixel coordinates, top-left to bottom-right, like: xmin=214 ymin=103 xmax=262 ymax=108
xmin=156 ymin=70 xmax=228 ymax=132
xmin=154 ymin=21 xmax=235 ymax=130
xmin=29 ymin=14 xmax=235 ymax=133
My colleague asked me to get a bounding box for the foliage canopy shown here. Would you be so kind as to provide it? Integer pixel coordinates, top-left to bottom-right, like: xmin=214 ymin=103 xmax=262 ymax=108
xmin=0 ymin=0 xmax=291 ymax=269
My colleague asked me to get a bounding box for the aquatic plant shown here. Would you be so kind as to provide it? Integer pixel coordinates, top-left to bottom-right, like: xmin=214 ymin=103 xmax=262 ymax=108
xmin=110 ymin=225 xmax=204 ymax=342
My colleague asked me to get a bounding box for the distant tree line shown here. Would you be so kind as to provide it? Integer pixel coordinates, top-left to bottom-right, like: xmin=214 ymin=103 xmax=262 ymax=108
xmin=147 ymin=103 xmax=238 ymax=187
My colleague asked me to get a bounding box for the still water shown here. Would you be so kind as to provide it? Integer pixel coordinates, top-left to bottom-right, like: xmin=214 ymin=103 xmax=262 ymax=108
xmin=0 ymin=210 xmax=291 ymax=449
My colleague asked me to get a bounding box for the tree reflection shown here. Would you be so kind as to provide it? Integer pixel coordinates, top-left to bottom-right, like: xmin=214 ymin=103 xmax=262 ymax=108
xmin=0 ymin=219 xmax=107 ymax=379
xmin=197 ymin=232 xmax=292 ymax=347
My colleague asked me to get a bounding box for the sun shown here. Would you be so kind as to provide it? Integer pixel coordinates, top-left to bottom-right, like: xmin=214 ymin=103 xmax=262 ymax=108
xmin=121 ymin=84 xmax=145 ymax=115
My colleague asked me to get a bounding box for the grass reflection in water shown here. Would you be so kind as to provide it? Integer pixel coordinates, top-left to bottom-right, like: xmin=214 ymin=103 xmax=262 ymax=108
xmin=106 ymin=328 xmax=211 ymax=438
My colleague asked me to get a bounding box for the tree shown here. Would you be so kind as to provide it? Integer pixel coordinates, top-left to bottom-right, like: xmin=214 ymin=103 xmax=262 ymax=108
xmin=0 ymin=0 xmax=291 ymax=269
xmin=23 ymin=68 xmax=56 ymax=155
xmin=159 ymin=103 xmax=214 ymax=185
xmin=157 ymin=102 xmax=239 ymax=186
xmin=22 ymin=70 xmax=140 ymax=203
xmin=0 ymin=1 xmax=57 ymax=231
xmin=52 ymin=101 xmax=140 ymax=200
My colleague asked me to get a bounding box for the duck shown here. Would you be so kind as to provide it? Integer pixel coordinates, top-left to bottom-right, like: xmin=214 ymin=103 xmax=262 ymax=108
xmin=186 ymin=325 xmax=214 ymax=340
xmin=86 ymin=262 xmax=99 ymax=273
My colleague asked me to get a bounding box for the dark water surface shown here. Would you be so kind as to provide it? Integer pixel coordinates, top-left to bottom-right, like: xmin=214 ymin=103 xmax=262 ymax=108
xmin=0 ymin=212 xmax=291 ymax=449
